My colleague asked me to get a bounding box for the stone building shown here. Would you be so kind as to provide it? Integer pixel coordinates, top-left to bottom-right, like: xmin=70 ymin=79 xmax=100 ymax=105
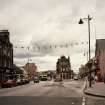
xmin=95 ymin=39 xmax=105 ymax=81
xmin=56 ymin=56 xmax=72 ymax=79
xmin=23 ymin=63 xmax=37 ymax=79
xmin=0 ymin=30 xmax=13 ymax=81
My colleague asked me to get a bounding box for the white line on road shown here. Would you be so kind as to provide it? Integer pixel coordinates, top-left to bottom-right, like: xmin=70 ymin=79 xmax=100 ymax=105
xmin=82 ymin=96 xmax=86 ymax=105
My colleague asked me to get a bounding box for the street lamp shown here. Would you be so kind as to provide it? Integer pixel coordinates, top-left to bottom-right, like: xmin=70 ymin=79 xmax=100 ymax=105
xmin=78 ymin=15 xmax=93 ymax=87
xmin=27 ymin=46 xmax=30 ymax=79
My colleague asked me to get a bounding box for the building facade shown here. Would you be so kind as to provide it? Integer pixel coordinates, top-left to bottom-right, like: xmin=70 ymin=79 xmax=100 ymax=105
xmin=79 ymin=59 xmax=97 ymax=79
xmin=95 ymin=39 xmax=105 ymax=81
xmin=56 ymin=56 xmax=72 ymax=79
xmin=0 ymin=30 xmax=14 ymax=81
xmin=13 ymin=64 xmax=24 ymax=80
xmin=79 ymin=65 xmax=87 ymax=78
xmin=23 ymin=63 xmax=37 ymax=79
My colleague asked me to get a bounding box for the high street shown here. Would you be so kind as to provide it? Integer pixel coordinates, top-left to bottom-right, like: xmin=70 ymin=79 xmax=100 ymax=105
xmin=0 ymin=80 xmax=84 ymax=97
xmin=0 ymin=80 xmax=105 ymax=105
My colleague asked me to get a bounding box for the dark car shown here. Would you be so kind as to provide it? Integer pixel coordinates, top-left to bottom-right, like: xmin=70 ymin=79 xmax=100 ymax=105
xmin=2 ymin=79 xmax=16 ymax=88
xmin=21 ymin=79 xmax=26 ymax=84
xmin=40 ymin=75 xmax=47 ymax=81
xmin=16 ymin=78 xmax=30 ymax=86
xmin=24 ymin=79 xmax=30 ymax=84
xmin=16 ymin=79 xmax=23 ymax=85
xmin=34 ymin=76 xmax=39 ymax=83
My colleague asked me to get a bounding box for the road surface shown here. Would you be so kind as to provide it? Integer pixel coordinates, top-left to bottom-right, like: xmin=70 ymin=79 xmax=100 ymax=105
xmin=0 ymin=80 xmax=105 ymax=105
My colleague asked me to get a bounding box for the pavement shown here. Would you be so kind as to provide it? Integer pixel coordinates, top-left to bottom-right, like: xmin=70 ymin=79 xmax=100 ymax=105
xmin=84 ymin=81 xmax=105 ymax=98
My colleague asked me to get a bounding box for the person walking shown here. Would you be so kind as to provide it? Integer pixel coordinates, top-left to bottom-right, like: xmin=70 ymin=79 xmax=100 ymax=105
xmin=94 ymin=75 xmax=98 ymax=82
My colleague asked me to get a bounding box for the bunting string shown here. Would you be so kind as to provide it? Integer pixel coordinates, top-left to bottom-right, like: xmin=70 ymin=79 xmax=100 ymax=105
xmin=13 ymin=41 xmax=88 ymax=51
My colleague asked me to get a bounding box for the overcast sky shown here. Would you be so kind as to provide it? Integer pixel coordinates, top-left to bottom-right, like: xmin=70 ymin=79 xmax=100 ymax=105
xmin=0 ymin=0 xmax=105 ymax=72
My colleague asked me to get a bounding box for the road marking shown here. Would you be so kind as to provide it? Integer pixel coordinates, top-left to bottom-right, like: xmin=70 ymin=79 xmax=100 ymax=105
xmin=82 ymin=96 xmax=86 ymax=105
xmin=71 ymin=102 xmax=74 ymax=104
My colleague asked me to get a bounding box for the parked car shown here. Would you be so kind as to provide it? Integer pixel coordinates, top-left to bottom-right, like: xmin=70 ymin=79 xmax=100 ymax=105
xmin=16 ymin=78 xmax=30 ymax=86
xmin=34 ymin=76 xmax=39 ymax=83
xmin=16 ymin=78 xmax=23 ymax=85
xmin=21 ymin=79 xmax=26 ymax=84
xmin=2 ymin=79 xmax=16 ymax=88
xmin=0 ymin=80 xmax=6 ymax=88
xmin=24 ymin=79 xmax=30 ymax=84
xmin=41 ymin=75 xmax=47 ymax=81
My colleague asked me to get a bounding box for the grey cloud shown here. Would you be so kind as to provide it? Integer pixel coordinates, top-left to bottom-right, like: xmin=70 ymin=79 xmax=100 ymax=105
xmin=14 ymin=53 xmax=36 ymax=59
xmin=0 ymin=0 xmax=105 ymax=70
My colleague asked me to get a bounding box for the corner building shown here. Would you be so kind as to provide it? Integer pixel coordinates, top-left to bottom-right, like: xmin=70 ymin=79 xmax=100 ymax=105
xmin=56 ymin=56 xmax=72 ymax=79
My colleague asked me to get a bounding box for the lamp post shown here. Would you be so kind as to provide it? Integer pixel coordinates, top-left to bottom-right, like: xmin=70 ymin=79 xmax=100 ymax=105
xmin=79 ymin=15 xmax=93 ymax=87
xmin=27 ymin=46 xmax=30 ymax=79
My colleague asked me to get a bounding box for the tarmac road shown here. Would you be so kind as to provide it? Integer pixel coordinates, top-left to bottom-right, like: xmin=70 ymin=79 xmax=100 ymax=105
xmin=0 ymin=80 xmax=105 ymax=105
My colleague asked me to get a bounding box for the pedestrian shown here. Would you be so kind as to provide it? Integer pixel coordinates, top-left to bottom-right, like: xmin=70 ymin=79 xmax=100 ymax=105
xmin=91 ymin=75 xmax=94 ymax=84
xmin=94 ymin=75 xmax=98 ymax=82
xmin=87 ymin=75 xmax=90 ymax=81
